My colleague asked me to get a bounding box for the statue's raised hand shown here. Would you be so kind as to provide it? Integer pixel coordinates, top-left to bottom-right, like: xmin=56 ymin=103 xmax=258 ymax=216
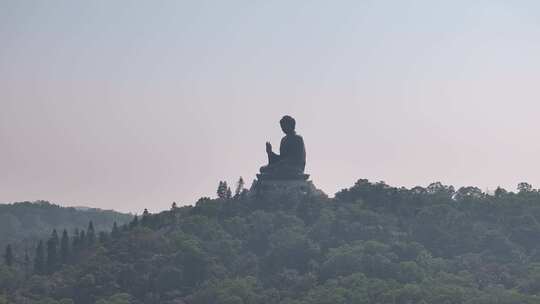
xmin=266 ymin=142 xmax=272 ymax=154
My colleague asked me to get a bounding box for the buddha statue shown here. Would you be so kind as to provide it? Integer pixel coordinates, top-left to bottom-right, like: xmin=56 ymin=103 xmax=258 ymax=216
xmin=258 ymin=115 xmax=308 ymax=180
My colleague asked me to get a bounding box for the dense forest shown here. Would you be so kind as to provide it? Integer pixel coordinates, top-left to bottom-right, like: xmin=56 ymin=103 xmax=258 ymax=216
xmin=0 ymin=201 xmax=131 ymax=256
xmin=3 ymin=179 xmax=540 ymax=303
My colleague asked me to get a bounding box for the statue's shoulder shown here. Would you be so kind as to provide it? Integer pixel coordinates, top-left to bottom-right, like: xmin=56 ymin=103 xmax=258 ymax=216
xmin=287 ymin=134 xmax=304 ymax=147
xmin=283 ymin=133 xmax=303 ymax=141
xmin=293 ymin=133 xmax=304 ymax=142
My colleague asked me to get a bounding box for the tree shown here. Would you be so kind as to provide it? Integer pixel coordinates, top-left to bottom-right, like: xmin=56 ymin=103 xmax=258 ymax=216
xmin=79 ymin=230 xmax=86 ymax=248
xmin=24 ymin=248 xmax=30 ymax=278
xmin=72 ymin=228 xmax=80 ymax=251
xmin=47 ymin=234 xmax=58 ymax=273
xmin=61 ymin=229 xmax=69 ymax=263
xmin=217 ymin=181 xmax=229 ymax=199
xmin=235 ymin=177 xmax=245 ymax=197
xmin=130 ymin=216 xmax=139 ymax=228
xmin=4 ymin=244 xmax=13 ymax=267
xmin=111 ymin=222 xmax=120 ymax=238
xmin=426 ymin=182 xmax=455 ymax=197
xmin=87 ymin=221 xmax=96 ymax=245
xmin=455 ymin=186 xmax=484 ymax=200
xmin=226 ymin=187 xmax=232 ymax=199
xmin=34 ymin=240 xmax=45 ymax=274
xmin=518 ymin=182 xmax=533 ymax=193
xmin=142 ymin=209 xmax=150 ymax=226
xmin=11 ymin=179 xmax=540 ymax=303
xmin=51 ymin=228 xmax=59 ymax=246
xmin=494 ymin=186 xmax=507 ymax=198
xmin=171 ymin=202 xmax=178 ymax=210
xmin=156 ymin=266 xmax=183 ymax=293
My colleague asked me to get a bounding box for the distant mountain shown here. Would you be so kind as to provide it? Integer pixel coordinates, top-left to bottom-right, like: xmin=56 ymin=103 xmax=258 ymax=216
xmin=3 ymin=181 xmax=540 ymax=303
xmin=0 ymin=200 xmax=132 ymax=252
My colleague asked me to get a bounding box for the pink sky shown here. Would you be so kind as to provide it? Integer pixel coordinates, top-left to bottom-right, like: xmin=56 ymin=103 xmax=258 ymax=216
xmin=2 ymin=1 xmax=540 ymax=212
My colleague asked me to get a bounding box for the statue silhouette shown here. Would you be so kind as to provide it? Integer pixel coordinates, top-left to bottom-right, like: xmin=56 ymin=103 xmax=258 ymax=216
xmin=258 ymin=115 xmax=308 ymax=180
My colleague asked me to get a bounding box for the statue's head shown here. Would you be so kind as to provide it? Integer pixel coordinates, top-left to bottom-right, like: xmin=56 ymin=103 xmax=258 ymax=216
xmin=280 ymin=115 xmax=296 ymax=135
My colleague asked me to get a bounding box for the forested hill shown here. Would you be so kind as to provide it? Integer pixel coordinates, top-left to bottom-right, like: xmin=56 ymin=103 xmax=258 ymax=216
xmin=0 ymin=201 xmax=131 ymax=252
xmin=3 ymin=180 xmax=540 ymax=303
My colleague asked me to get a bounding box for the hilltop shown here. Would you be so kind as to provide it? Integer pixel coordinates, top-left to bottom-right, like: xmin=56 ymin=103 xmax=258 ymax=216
xmin=0 ymin=201 xmax=132 ymax=253
xmin=2 ymin=180 xmax=540 ymax=304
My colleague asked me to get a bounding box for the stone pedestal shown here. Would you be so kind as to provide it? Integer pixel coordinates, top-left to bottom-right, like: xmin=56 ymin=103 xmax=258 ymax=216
xmin=249 ymin=177 xmax=326 ymax=198
xmin=256 ymin=173 xmax=310 ymax=181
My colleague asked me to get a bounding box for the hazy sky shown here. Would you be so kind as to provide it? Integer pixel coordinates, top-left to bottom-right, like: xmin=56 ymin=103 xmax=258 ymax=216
xmin=2 ymin=1 xmax=540 ymax=213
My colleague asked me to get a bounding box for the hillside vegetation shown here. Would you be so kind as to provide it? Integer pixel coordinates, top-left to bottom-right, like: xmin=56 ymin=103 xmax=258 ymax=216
xmin=2 ymin=180 xmax=540 ymax=304
xmin=0 ymin=201 xmax=131 ymax=253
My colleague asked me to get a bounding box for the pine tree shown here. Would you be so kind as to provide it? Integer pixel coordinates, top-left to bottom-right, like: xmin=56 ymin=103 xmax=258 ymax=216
xmin=51 ymin=229 xmax=59 ymax=247
xmin=217 ymin=181 xmax=223 ymax=198
xmin=72 ymin=228 xmax=80 ymax=251
xmin=46 ymin=236 xmax=58 ymax=273
xmin=226 ymin=187 xmax=232 ymax=199
xmin=235 ymin=176 xmax=245 ymax=197
xmin=111 ymin=222 xmax=120 ymax=238
xmin=217 ymin=181 xmax=228 ymax=199
xmin=45 ymin=229 xmax=60 ymax=272
xmin=34 ymin=241 xmax=45 ymax=274
xmin=24 ymin=248 xmax=30 ymax=279
xmin=79 ymin=230 xmax=86 ymax=248
xmin=60 ymin=229 xmax=69 ymax=263
xmin=4 ymin=244 xmax=13 ymax=267
xmin=142 ymin=209 xmax=150 ymax=226
xmin=130 ymin=215 xmax=139 ymax=228
xmin=87 ymin=221 xmax=96 ymax=245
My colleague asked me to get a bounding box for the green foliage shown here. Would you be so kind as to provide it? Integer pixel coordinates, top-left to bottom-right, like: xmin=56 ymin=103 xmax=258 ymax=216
xmin=217 ymin=181 xmax=231 ymax=199
xmin=60 ymin=229 xmax=69 ymax=263
xmin=0 ymin=201 xmax=131 ymax=255
xmin=0 ymin=264 xmax=21 ymax=291
xmin=4 ymin=180 xmax=540 ymax=303
xmin=34 ymin=240 xmax=45 ymax=275
xmin=46 ymin=230 xmax=59 ymax=273
xmin=235 ymin=177 xmax=245 ymax=198
xmin=191 ymin=277 xmax=261 ymax=304
xmin=95 ymin=293 xmax=132 ymax=304
xmin=87 ymin=221 xmax=96 ymax=246
xmin=3 ymin=245 xmax=13 ymax=267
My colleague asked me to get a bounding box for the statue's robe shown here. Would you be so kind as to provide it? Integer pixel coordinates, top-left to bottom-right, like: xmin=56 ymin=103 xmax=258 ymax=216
xmin=261 ymin=132 xmax=306 ymax=176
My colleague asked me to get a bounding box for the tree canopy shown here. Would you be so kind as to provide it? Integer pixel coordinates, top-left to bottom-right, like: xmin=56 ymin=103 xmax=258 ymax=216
xmin=2 ymin=180 xmax=540 ymax=303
